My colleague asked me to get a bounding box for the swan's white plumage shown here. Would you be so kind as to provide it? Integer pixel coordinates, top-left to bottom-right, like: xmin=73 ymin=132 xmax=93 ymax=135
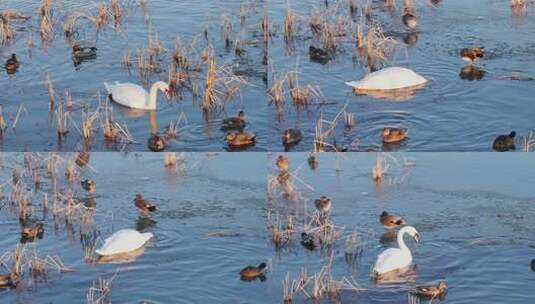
xmin=346 ymin=67 xmax=427 ymax=91
xmin=374 ymin=247 xmax=412 ymax=275
xmin=96 ymin=229 xmax=153 ymax=256
xmin=373 ymin=226 xmax=419 ymax=275
xmin=104 ymin=81 xmax=169 ymax=110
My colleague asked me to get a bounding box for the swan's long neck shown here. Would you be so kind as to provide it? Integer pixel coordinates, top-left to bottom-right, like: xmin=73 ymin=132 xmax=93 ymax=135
xmin=148 ymin=81 xmax=166 ymax=109
xmin=397 ymin=227 xmax=410 ymax=254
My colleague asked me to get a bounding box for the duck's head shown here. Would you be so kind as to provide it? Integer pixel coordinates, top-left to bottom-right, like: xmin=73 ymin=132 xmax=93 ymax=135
xmin=135 ymin=194 xmax=144 ymax=200
xmin=238 ymin=110 xmax=246 ymax=120
xmin=382 ymin=128 xmax=391 ymax=137
xmin=10 ymin=54 xmax=17 ymax=60
xmin=226 ymin=132 xmax=237 ymax=141
xmin=509 ymin=131 xmax=516 ymax=138
xmin=148 ymin=134 xmax=166 ymax=152
xmin=72 ymin=44 xmax=81 ymax=52
xmin=258 ymin=262 xmax=267 ymax=271
xmin=437 ymin=281 xmax=448 ymax=291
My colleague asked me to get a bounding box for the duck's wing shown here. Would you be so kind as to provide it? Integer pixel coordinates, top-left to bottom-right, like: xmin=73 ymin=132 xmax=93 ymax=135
xmin=104 ymin=82 xmax=149 ymax=109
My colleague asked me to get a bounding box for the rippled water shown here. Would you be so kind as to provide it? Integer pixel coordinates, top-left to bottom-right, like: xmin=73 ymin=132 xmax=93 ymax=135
xmin=267 ymin=152 xmax=535 ymax=303
xmin=0 ymin=0 xmax=267 ymax=151
xmin=269 ymin=0 xmax=535 ymax=151
xmin=0 ymin=152 xmax=267 ymax=303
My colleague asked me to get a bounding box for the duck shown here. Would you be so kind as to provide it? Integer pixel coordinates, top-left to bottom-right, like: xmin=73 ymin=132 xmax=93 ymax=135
xmin=72 ymin=44 xmax=97 ymax=59
xmin=95 ymin=229 xmax=153 ymax=256
xmin=276 ymin=155 xmax=289 ymax=172
xmin=148 ymin=134 xmax=167 ymax=152
xmin=221 ymin=110 xmax=246 ymax=130
xmin=493 ymin=131 xmax=516 ymax=152
xmin=21 ymin=222 xmax=44 ymax=242
xmin=104 ymin=81 xmax=171 ymax=110
xmin=314 ymin=196 xmax=332 ymax=213
xmin=239 ymin=262 xmax=267 ymax=279
xmin=81 ymin=179 xmax=96 ymax=192
xmin=301 ymin=232 xmax=316 ymax=250
xmin=413 ymin=281 xmax=448 ymax=299
xmin=134 ymin=194 xmax=157 ymax=212
xmin=0 ymin=273 xmax=19 ymax=289
xmin=282 ymin=128 xmax=302 ymax=146
xmin=226 ymin=131 xmax=256 ymax=147
xmin=5 ymin=54 xmax=19 ymax=74
xmin=308 ymin=153 xmax=319 ymax=170
xmin=373 ymin=226 xmax=420 ymax=276
xmin=382 ymin=127 xmax=408 ymax=143
xmin=460 ymin=47 xmax=485 ymax=64
xmin=402 ymin=9 xmax=417 ymax=29
xmin=380 ymin=211 xmax=405 ymax=229
xmin=309 ymin=46 xmax=332 ymax=63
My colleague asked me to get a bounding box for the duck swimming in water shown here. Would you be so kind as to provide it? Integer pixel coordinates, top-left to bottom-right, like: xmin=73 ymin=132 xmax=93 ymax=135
xmin=301 ymin=232 xmax=316 ymax=250
xmin=148 ymin=134 xmax=167 ymax=152
xmin=81 ymin=179 xmax=96 ymax=192
xmin=5 ymin=54 xmax=19 ymax=74
xmin=380 ymin=211 xmax=405 ymax=229
xmin=460 ymin=47 xmax=485 ymax=64
xmin=314 ymin=196 xmax=332 ymax=213
xmin=72 ymin=44 xmax=97 ymax=64
xmin=276 ymin=155 xmax=289 ymax=172
xmin=282 ymin=128 xmax=302 ymax=146
xmin=226 ymin=131 xmax=256 ymax=147
xmin=21 ymin=221 xmax=44 ymax=243
xmin=382 ymin=127 xmax=408 ymax=143
xmin=309 ymin=46 xmax=333 ymax=64
xmin=239 ymin=262 xmax=267 ymax=280
xmin=134 ymin=194 xmax=157 ymax=212
xmin=221 ymin=110 xmax=246 ymax=130
xmin=492 ymin=131 xmax=516 ymax=152
xmin=413 ymin=281 xmax=448 ymax=299
xmin=0 ymin=272 xmax=19 ymax=289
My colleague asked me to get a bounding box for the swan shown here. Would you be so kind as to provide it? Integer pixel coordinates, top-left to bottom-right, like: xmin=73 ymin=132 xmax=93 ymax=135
xmin=95 ymin=229 xmax=153 ymax=256
xmin=373 ymin=226 xmax=420 ymax=276
xmin=346 ymin=67 xmax=427 ymax=92
xmin=104 ymin=81 xmax=171 ymax=110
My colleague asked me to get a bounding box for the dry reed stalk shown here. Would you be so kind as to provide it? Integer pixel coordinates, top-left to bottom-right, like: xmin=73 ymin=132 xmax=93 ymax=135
xmin=203 ymin=55 xmax=218 ymax=112
xmin=122 ymin=50 xmax=132 ymax=69
xmin=372 ymin=154 xmax=388 ymax=182
xmin=284 ymin=5 xmax=297 ymax=42
xmin=82 ymin=108 xmax=100 ymax=142
xmin=523 ymin=131 xmax=535 ymax=152
xmin=46 ymin=74 xmax=56 ymax=111
xmin=268 ymin=72 xmax=286 ymax=108
xmin=65 ymin=90 xmax=73 ymax=108
xmin=96 ymin=4 xmax=109 ymax=30
xmin=39 ymin=0 xmax=54 ymax=43
xmin=356 ymin=24 xmax=363 ymax=49
xmin=86 ymin=272 xmax=118 ymax=304
xmin=309 ymin=9 xmax=322 ymax=34
xmin=55 ymin=102 xmax=69 ymax=137
xmin=0 ymin=106 xmax=7 ymax=135
xmin=110 ymin=0 xmax=123 ymax=27
xmin=262 ymin=6 xmax=269 ymax=44
xmin=0 ymin=12 xmax=14 ymax=44
xmin=344 ymin=111 xmax=355 ymax=129
xmin=220 ymin=14 xmax=233 ymax=48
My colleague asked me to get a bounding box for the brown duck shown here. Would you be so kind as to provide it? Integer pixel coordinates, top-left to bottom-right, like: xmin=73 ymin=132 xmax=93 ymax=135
xmin=226 ymin=131 xmax=256 ymax=147
xmin=382 ymin=127 xmax=408 ymax=143
xmin=221 ymin=110 xmax=246 ymax=130
xmin=5 ymin=54 xmax=19 ymax=74
xmin=413 ymin=281 xmax=448 ymax=299
xmin=134 ymin=194 xmax=157 ymax=212
xmin=0 ymin=272 xmax=19 ymax=289
xmin=314 ymin=196 xmax=332 ymax=213
xmin=239 ymin=262 xmax=267 ymax=279
xmin=148 ymin=134 xmax=167 ymax=152
xmin=460 ymin=47 xmax=485 ymax=64
xmin=81 ymin=179 xmax=96 ymax=192
xmin=21 ymin=222 xmax=44 ymax=241
xmin=402 ymin=11 xmax=417 ymax=29
xmin=282 ymin=128 xmax=302 ymax=146
xmin=276 ymin=155 xmax=289 ymax=172
xmin=380 ymin=211 xmax=405 ymax=229
xmin=492 ymin=131 xmax=516 ymax=152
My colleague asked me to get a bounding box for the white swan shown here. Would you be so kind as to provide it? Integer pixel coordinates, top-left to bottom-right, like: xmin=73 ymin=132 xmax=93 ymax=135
xmin=373 ymin=226 xmax=420 ymax=276
xmin=104 ymin=81 xmax=171 ymax=110
xmin=95 ymin=229 xmax=153 ymax=256
xmin=346 ymin=67 xmax=427 ymax=92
